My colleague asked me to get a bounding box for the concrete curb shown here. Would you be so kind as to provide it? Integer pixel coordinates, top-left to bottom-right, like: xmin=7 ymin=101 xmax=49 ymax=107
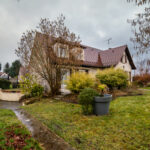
xmin=16 ymin=109 xmax=76 ymax=150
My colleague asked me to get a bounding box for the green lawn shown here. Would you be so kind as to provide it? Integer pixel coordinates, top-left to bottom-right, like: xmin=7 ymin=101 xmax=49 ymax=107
xmin=141 ymin=87 xmax=150 ymax=90
xmin=0 ymin=109 xmax=42 ymax=150
xmin=23 ymin=92 xmax=150 ymax=150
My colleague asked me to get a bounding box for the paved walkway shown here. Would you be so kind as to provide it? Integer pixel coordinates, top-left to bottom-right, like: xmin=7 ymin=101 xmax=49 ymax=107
xmin=0 ymin=100 xmax=75 ymax=150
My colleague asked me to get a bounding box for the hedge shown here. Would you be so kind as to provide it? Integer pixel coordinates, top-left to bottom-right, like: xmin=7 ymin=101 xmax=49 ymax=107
xmin=0 ymin=79 xmax=11 ymax=89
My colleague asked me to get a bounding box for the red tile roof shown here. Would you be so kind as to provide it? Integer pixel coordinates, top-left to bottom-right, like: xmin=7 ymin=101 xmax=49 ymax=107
xmin=82 ymin=45 xmax=102 ymax=63
xmin=82 ymin=45 xmax=136 ymax=69
xmin=100 ymin=45 xmax=127 ymax=67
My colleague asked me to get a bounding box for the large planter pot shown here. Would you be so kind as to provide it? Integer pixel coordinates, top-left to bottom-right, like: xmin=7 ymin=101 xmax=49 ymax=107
xmin=94 ymin=94 xmax=112 ymax=116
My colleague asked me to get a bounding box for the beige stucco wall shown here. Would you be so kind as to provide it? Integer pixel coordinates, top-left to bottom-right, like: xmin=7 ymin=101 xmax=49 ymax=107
xmin=115 ymin=52 xmax=132 ymax=72
xmin=115 ymin=52 xmax=132 ymax=81
xmin=88 ymin=68 xmax=98 ymax=76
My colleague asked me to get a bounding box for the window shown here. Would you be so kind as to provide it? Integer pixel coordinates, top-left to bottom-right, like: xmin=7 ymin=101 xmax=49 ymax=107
xmin=121 ymin=54 xmax=127 ymax=64
xmin=57 ymin=47 xmax=68 ymax=58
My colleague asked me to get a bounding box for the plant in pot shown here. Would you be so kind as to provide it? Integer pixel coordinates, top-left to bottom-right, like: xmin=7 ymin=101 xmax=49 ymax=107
xmin=94 ymin=84 xmax=112 ymax=116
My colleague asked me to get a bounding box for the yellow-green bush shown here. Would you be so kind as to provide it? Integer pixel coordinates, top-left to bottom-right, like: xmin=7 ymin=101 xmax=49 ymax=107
xmin=65 ymin=72 xmax=95 ymax=93
xmin=96 ymin=68 xmax=128 ymax=90
xmin=20 ymin=74 xmax=44 ymax=97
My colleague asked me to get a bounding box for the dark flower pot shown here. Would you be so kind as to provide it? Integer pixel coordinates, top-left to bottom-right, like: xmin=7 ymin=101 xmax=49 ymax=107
xmin=94 ymin=94 xmax=112 ymax=116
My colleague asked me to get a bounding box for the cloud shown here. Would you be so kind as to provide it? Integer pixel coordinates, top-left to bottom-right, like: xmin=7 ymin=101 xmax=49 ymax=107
xmin=0 ymin=0 xmax=146 ymax=69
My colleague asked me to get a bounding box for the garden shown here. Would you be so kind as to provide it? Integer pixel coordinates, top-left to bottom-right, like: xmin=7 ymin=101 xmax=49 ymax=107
xmin=18 ymin=68 xmax=150 ymax=149
xmin=23 ymin=92 xmax=150 ymax=150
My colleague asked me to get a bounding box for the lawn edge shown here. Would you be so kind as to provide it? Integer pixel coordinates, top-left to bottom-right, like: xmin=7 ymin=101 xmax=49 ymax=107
xmin=20 ymin=108 xmax=76 ymax=150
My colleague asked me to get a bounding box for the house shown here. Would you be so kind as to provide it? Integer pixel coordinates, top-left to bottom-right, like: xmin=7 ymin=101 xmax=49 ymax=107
xmin=0 ymin=72 xmax=9 ymax=79
xmin=19 ymin=32 xmax=136 ymax=91
xmin=61 ymin=44 xmax=136 ymax=83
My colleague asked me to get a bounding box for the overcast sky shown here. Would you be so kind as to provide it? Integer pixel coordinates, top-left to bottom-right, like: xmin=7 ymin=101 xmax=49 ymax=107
xmin=0 ymin=0 xmax=144 ymax=69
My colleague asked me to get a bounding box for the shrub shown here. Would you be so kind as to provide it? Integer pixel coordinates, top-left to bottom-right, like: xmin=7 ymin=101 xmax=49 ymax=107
xmin=146 ymin=82 xmax=150 ymax=87
xmin=96 ymin=68 xmax=128 ymax=91
xmin=9 ymin=84 xmax=13 ymax=89
xmin=0 ymin=79 xmax=11 ymax=89
xmin=31 ymin=84 xmax=44 ymax=97
xmin=65 ymin=72 xmax=94 ymax=93
xmin=20 ymin=74 xmax=44 ymax=97
xmin=78 ymin=88 xmax=99 ymax=115
xmin=133 ymin=74 xmax=150 ymax=87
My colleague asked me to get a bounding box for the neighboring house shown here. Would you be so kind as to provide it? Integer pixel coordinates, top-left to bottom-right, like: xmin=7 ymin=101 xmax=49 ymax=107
xmin=0 ymin=72 xmax=9 ymax=79
xmin=19 ymin=32 xmax=136 ymax=90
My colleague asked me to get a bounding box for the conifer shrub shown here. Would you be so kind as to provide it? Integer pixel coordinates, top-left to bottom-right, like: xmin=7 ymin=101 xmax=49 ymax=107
xmin=78 ymin=88 xmax=99 ymax=115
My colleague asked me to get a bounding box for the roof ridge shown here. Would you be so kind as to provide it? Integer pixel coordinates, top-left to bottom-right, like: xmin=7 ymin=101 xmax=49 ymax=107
xmin=103 ymin=45 xmax=127 ymax=51
xmin=81 ymin=44 xmax=102 ymax=51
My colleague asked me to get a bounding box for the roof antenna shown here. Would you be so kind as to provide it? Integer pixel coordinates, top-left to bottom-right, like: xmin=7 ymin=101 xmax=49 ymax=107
xmin=105 ymin=38 xmax=112 ymax=46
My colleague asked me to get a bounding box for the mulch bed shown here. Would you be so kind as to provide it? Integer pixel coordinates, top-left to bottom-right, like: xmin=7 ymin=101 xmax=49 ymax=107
xmin=61 ymin=94 xmax=79 ymax=104
xmin=114 ymin=88 xmax=143 ymax=97
xmin=61 ymin=88 xmax=144 ymax=104
xmin=1 ymin=125 xmax=34 ymax=150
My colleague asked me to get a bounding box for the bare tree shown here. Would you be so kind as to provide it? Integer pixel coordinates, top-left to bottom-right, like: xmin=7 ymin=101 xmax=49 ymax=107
xmin=128 ymin=7 xmax=150 ymax=55
xmin=135 ymin=58 xmax=150 ymax=74
xmin=127 ymin=0 xmax=150 ymax=5
xmin=127 ymin=0 xmax=150 ymax=75
xmin=16 ymin=15 xmax=82 ymax=96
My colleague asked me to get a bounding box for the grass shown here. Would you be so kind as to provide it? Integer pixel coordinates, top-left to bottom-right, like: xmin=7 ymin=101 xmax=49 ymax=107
xmin=0 ymin=109 xmax=42 ymax=150
xmin=23 ymin=92 xmax=150 ymax=150
xmin=141 ymin=87 xmax=150 ymax=90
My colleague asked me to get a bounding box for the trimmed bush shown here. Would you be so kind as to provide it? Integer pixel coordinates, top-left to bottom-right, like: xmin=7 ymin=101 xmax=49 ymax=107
xmin=78 ymin=88 xmax=99 ymax=115
xmin=65 ymin=72 xmax=94 ymax=93
xmin=0 ymin=79 xmax=11 ymax=89
xmin=96 ymin=68 xmax=128 ymax=91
